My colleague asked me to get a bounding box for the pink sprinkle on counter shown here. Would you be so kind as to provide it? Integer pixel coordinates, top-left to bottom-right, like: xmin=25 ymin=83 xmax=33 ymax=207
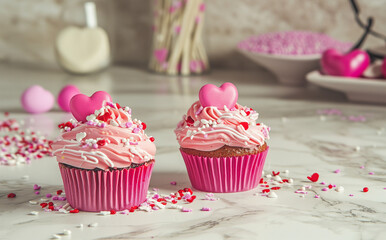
xmin=170 ymin=181 xmax=177 ymax=185
xmin=201 ymin=207 xmax=211 ymax=211
xmin=181 ymin=207 xmax=192 ymax=212
xmin=368 ymin=172 xmax=374 ymax=175
xmin=334 ymin=169 xmax=341 ymax=173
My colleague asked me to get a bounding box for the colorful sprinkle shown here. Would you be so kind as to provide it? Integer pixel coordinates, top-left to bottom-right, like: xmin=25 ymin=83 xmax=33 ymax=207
xmin=7 ymin=193 xmax=16 ymax=198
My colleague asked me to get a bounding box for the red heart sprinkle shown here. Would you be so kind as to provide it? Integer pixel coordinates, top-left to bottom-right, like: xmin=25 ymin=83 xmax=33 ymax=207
xmin=7 ymin=193 xmax=16 ymax=198
xmin=186 ymin=116 xmax=194 ymax=125
xmin=259 ymin=178 xmax=264 ymax=184
xmin=245 ymin=111 xmax=251 ymax=116
xmin=69 ymin=209 xmax=79 ymax=213
xmin=48 ymin=206 xmax=54 ymax=210
xmin=271 ymin=187 xmax=281 ymax=190
xmin=328 ymin=184 xmax=333 ymax=189
xmin=161 ymin=202 xmax=167 ymax=205
xmin=307 ymin=173 xmax=319 ymax=182
xmin=97 ymin=139 xmax=106 ymax=146
xmin=239 ymin=122 xmax=249 ymax=130
xmin=272 ymin=171 xmax=280 ymax=176
xmin=141 ymin=122 xmax=147 ymax=130
xmin=282 ymin=179 xmax=289 ymax=183
xmin=116 ymin=103 xmax=122 ymax=109
xmin=363 ymin=187 xmax=369 ymax=192
xmin=40 ymin=203 xmax=48 ymax=208
xmin=149 ymin=137 xmax=155 ymax=142
xmin=110 ymin=210 xmax=116 ymax=215
xmin=57 ymin=190 xmax=63 ymax=195
xmin=48 ymin=202 xmax=54 ymax=206
xmin=172 ymin=200 xmax=177 ymax=204
xmin=262 ymin=189 xmax=270 ymax=193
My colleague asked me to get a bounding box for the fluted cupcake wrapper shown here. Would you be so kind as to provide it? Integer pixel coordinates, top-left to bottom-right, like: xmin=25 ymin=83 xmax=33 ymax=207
xmin=59 ymin=163 xmax=154 ymax=212
xmin=180 ymin=147 xmax=268 ymax=193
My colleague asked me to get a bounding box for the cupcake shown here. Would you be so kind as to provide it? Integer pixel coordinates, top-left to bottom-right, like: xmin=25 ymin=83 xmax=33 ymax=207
xmin=175 ymin=83 xmax=269 ymax=192
xmin=51 ymin=91 xmax=156 ymax=211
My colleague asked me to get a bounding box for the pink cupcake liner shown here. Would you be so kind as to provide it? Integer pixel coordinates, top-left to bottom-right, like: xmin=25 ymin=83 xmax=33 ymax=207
xmin=180 ymin=147 xmax=268 ymax=193
xmin=59 ymin=163 xmax=154 ymax=212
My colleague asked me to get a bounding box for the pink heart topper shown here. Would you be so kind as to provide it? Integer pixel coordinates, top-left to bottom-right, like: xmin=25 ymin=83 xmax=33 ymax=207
xmin=69 ymin=91 xmax=112 ymax=122
xmin=199 ymin=82 xmax=238 ymax=110
xmin=321 ymin=49 xmax=370 ymax=78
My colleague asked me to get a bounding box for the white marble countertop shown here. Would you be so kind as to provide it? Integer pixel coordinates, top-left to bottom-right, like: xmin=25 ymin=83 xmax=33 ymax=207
xmin=0 ymin=64 xmax=385 ymax=240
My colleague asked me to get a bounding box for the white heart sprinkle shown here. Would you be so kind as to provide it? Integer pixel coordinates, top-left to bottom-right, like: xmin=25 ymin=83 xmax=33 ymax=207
xmin=267 ymin=192 xmax=278 ymax=198
xmin=76 ymin=132 xmax=87 ymax=142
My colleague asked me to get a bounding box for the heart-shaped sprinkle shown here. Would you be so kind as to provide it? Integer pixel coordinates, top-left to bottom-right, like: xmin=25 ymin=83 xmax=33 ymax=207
xmin=57 ymin=85 xmax=81 ymax=112
xmin=239 ymin=122 xmax=249 ymax=130
xmin=198 ymin=82 xmax=238 ymax=110
xmin=321 ymin=49 xmax=370 ymax=77
xmin=21 ymin=85 xmax=54 ymax=114
xmin=307 ymin=173 xmax=319 ymax=182
xmin=76 ymin=132 xmax=87 ymax=142
xmin=69 ymin=91 xmax=112 ymax=122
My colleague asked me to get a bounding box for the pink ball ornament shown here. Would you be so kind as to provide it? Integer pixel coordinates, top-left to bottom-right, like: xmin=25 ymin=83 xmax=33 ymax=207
xmin=57 ymin=85 xmax=81 ymax=112
xmin=21 ymin=85 xmax=54 ymax=114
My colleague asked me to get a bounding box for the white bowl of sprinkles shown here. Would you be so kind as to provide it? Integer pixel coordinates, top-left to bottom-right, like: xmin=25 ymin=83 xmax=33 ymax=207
xmin=238 ymin=31 xmax=352 ymax=86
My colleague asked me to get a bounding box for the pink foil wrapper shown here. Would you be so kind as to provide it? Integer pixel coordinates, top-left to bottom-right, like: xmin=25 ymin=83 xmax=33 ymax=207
xmin=180 ymin=147 xmax=268 ymax=193
xmin=59 ymin=163 xmax=154 ymax=212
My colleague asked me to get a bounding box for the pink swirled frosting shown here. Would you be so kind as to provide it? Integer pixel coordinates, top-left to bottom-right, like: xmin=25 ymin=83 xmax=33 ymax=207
xmin=51 ymin=103 xmax=156 ymax=170
xmin=175 ymin=101 xmax=270 ymax=151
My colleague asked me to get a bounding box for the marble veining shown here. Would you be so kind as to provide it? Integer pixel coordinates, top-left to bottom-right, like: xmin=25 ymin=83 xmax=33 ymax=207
xmin=0 ymin=64 xmax=385 ymax=240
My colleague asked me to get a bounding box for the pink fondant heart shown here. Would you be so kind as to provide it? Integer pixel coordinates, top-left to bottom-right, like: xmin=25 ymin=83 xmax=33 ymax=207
xmin=57 ymin=85 xmax=81 ymax=112
xmin=154 ymin=48 xmax=168 ymax=63
xmin=199 ymin=82 xmax=238 ymax=110
xmin=321 ymin=49 xmax=370 ymax=77
xmin=382 ymin=57 xmax=386 ymax=78
xmin=69 ymin=91 xmax=112 ymax=122
xmin=21 ymin=85 xmax=54 ymax=114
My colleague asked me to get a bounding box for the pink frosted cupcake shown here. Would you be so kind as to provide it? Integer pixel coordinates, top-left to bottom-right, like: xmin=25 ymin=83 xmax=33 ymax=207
xmin=175 ymin=83 xmax=270 ymax=192
xmin=51 ymin=91 xmax=156 ymax=211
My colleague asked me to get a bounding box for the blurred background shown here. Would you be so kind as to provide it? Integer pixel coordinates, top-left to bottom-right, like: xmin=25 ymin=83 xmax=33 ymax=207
xmin=1 ymin=0 xmax=385 ymax=71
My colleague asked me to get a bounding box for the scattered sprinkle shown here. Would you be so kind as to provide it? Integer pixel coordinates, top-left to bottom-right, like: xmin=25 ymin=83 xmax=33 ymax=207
xmin=335 ymin=186 xmax=344 ymax=192
xmin=62 ymin=230 xmax=71 ymax=236
xmin=88 ymin=223 xmax=98 ymax=228
xmin=307 ymin=173 xmax=319 ymax=182
xmin=170 ymin=181 xmax=177 ymax=185
xmin=363 ymin=187 xmax=369 ymax=193
xmin=334 ymin=169 xmax=341 ymax=173
xmin=349 ymin=194 xmax=354 ymax=197
xmin=51 ymin=234 xmax=61 ymax=239
xmin=314 ymin=195 xmax=320 ymax=198
xmin=368 ymin=172 xmax=374 ymax=175
xmin=267 ymin=192 xmax=278 ymax=198
xmin=360 ymin=166 xmax=365 ymax=169
xmin=322 ymin=188 xmax=328 ymax=191
xmin=28 ymin=211 xmax=39 ymax=216
xmin=7 ymin=193 xmax=16 ymax=198
xmin=201 ymin=207 xmax=211 ymax=211
xmin=181 ymin=207 xmax=192 ymax=212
